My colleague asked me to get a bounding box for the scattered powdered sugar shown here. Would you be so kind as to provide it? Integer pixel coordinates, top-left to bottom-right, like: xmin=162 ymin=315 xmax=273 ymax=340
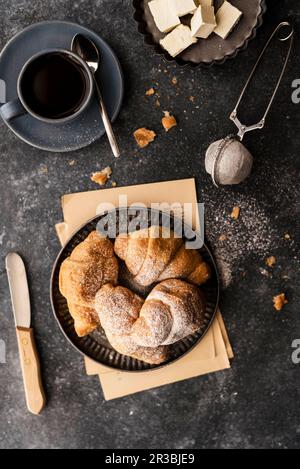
xmin=206 ymin=194 xmax=276 ymax=288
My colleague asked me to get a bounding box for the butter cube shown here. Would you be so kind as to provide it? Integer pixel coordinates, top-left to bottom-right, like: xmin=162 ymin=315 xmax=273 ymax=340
xmin=214 ymin=1 xmax=243 ymax=39
xmin=170 ymin=0 xmax=197 ymax=17
xmin=148 ymin=0 xmax=180 ymax=33
xmin=191 ymin=6 xmax=216 ymax=39
xmin=160 ymin=24 xmax=197 ymax=57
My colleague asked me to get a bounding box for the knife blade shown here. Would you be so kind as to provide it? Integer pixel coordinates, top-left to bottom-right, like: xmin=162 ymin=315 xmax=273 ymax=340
xmin=6 ymin=253 xmax=31 ymax=328
xmin=6 ymin=253 xmax=46 ymax=415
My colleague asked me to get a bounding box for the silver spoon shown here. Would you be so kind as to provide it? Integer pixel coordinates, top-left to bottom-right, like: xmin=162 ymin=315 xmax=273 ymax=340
xmin=72 ymin=34 xmax=120 ymax=158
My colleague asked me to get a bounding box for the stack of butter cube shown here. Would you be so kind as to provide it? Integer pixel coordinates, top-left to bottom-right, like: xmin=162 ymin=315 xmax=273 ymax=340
xmin=149 ymin=0 xmax=243 ymax=57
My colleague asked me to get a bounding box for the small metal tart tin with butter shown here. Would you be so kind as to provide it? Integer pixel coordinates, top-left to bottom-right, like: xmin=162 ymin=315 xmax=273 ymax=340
xmin=133 ymin=0 xmax=267 ymax=67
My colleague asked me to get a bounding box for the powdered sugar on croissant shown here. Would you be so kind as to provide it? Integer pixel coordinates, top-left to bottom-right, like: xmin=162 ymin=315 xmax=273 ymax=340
xmin=95 ymin=280 xmax=206 ymax=364
xmin=60 ymin=226 xmax=209 ymax=366
xmin=131 ymin=279 xmax=206 ymax=347
xmin=59 ymin=231 xmax=119 ymax=337
xmin=95 ymin=284 xmax=169 ymax=364
xmin=114 ymin=226 xmax=211 ymax=287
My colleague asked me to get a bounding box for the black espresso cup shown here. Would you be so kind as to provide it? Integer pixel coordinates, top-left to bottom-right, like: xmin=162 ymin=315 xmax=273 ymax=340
xmin=0 ymin=49 xmax=94 ymax=124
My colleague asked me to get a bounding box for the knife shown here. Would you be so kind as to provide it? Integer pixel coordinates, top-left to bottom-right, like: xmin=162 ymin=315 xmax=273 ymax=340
xmin=6 ymin=252 xmax=46 ymax=415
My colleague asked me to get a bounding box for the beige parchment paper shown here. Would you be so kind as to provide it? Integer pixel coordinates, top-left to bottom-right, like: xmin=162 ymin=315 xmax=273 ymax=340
xmin=55 ymin=178 xmax=233 ymax=400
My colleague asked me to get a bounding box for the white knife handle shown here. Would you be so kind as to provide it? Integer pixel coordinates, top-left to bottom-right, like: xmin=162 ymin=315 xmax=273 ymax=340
xmin=16 ymin=327 xmax=46 ymax=415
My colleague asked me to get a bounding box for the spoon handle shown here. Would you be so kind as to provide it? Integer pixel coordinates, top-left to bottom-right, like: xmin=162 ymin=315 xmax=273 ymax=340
xmin=94 ymin=78 xmax=120 ymax=158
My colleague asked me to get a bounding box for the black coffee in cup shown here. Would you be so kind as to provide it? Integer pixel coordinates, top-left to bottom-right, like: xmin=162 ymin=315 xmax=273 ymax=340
xmin=0 ymin=49 xmax=93 ymax=124
xmin=20 ymin=52 xmax=88 ymax=120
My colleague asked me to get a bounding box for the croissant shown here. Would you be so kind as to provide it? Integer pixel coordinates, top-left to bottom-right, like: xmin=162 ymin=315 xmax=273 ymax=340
xmin=95 ymin=284 xmax=169 ymax=364
xmin=114 ymin=226 xmax=211 ymax=287
xmin=95 ymin=279 xmax=205 ymax=364
xmin=131 ymin=279 xmax=206 ymax=347
xmin=59 ymin=231 xmax=119 ymax=337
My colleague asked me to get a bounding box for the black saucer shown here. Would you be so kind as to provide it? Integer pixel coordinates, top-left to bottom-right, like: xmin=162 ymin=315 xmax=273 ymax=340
xmin=0 ymin=21 xmax=124 ymax=152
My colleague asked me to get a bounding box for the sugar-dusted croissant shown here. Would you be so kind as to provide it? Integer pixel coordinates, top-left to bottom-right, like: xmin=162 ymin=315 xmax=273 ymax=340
xmin=131 ymin=279 xmax=206 ymax=347
xmin=95 ymin=279 xmax=205 ymax=364
xmin=95 ymin=284 xmax=169 ymax=364
xmin=59 ymin=231 xmax=119 ymax=337
xmin=114 ymin=226 xmax=211 ymax=287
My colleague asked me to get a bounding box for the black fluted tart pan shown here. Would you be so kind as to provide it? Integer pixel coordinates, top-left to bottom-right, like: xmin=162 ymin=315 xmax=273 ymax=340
xmin=133 ymin=0 xmax=267 ymax=67
xmin=51 ymin=208 xmax=220 ymax=372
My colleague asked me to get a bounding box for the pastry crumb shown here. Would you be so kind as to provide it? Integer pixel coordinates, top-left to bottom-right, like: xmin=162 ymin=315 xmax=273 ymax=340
xmin=91 ymin=166 xmax=112 ymax=186
xmin=284 ymin=233 xmax=291 ymax=240
xmin=146 ymin=88 xmax=155 ymax=96
xmin=273 ymin=293 xmax=288 ymax=311
xmin=111 ymin=181 xmax=117 ymax=187
xmin=266 ymin=256 xmax=276 ymax=268
xmin=189 ymin=96 xmax=196 ymax=102
xmin=219 ymin=234 xmax=227 ymax=242
xmin=171 ymin=77 xmax=178 ymax=85
xmin=156 ymin=99 xmax=161 ymax=107
xmin=162 ymin=111 xmax=177 ymax=132
xmin=231 ymin=206 xmax=240 ymax=220
xmin=68 ymin=160 xmax=75 ymax=166
xmin=39 ymin=165 xmax=48 ymax=174
xmin=134 ymin=128 xmax=156 ymax=148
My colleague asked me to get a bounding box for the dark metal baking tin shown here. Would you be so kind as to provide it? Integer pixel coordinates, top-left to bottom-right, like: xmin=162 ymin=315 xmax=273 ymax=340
xmin=50 ymin=208 xmax=220 ymax=373
xmin=133 ymin=0 xmax=267 ymax=68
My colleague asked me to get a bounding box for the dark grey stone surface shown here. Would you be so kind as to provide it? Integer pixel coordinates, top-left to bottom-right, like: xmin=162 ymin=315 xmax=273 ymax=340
xmin=0 ymin=0 xmax=299 ymax=449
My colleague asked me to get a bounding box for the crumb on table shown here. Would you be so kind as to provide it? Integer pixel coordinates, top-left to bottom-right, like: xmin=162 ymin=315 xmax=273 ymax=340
xmin=91 ymin=166 xmax=112 ymax=186
xmin=231 ymin=206 xmax=240 ymax=220
xmin=40 ymin=165 xmax=48 ymax=174
xmin=134 ymin=128 xmax=157 ymax=148
xmin=219 ymin=234 xmax=227 ymax=242
xmin=266 ymin=256 xmax=276 ymax=268
xmin=162 ymin=111 xmax=177 ymax=132
xmin=273 ymin=293 xmax=288 ymax=311
xmin=146 ymin=88 xmax=155 ymax=96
